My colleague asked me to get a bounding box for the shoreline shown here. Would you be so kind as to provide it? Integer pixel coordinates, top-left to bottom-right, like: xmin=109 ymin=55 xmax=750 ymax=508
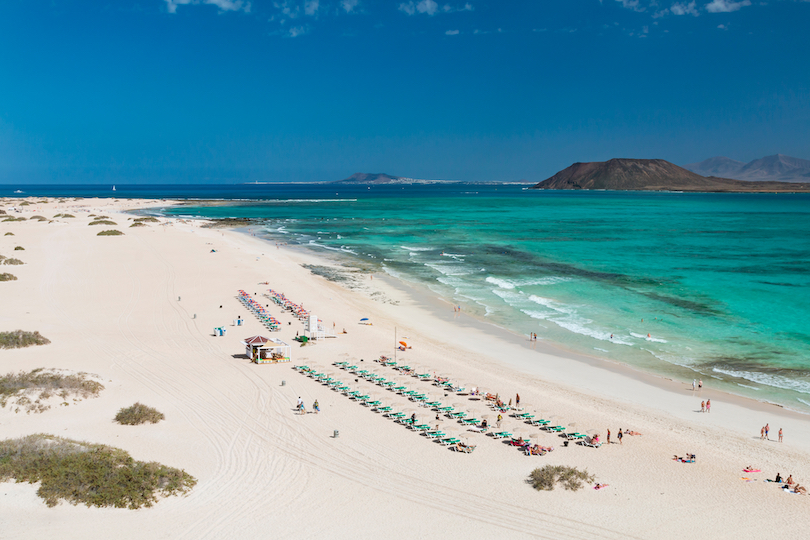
xmin=254 ymin=226 xmax=810 ymax=424
xmin=271 ymin=235 xmax=810 ymax=438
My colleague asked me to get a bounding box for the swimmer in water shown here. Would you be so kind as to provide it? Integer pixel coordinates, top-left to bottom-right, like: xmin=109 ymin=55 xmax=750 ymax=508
xmin=647 ymin=333 xmax=651 ymax=338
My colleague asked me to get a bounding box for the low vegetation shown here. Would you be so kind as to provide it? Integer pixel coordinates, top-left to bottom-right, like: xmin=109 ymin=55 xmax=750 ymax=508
xmin=134 ymin=216 xmax=159 ymax=223
xmin=30 ymin=215 xmax=48 ymax=221
xmin=0 ymin=273 xmax=17 ymax=281
xmin=0 ymin=209 xmax=6 ymax=214
xmin=88 ymin=220 xmax=117 ymax=226
xmin=0 ymin=434 xmax=196 ymax=508
xmin=19 ymin=201 xmax=31 ymax=206
xmin=97 ymin=229 xmax=124 ymax=236
xmin=130 ymin=222 xmax=147 ymax=228
xmin=53 ymin=213 xmax=75 ymax=218
xmin=0 ymin=255 xmax=24 ymax=265
xmin=4 ymin=232 xmax=14 ymax=236
xmin=529 ymin=466 xmax=595 ymax=492
xmin=0 ymin=330 xmax=50 ymax=349
xmin=115 ymin=402 xmax=165 ymax=425
xmin=0 ymin=368 xmax=103 ymax=413
xmin=14 ymin=246 xmax=24 ymax=250
xmin=96 ymin=215 xmax=111 ymax=219
xmin=3 ymin=216 xmax=26 ymax=222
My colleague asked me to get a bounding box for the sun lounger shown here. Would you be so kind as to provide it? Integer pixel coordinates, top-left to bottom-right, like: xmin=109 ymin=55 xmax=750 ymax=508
xmin=460 ymin=418 xmax=480 ymax=426
xmin=565 ymin=432 xmax=586 ymax=440
xmin=455 ymin=443 xmax=476 ymax=453
xmin=425 ymin=431 xmax=446 ymax=440
xmin=437 ymin=406 xmax=453 ymax=413
xmin=413 ymin=424 xmax=431 ymax=431
xmin=374 ymin=405 xmax=392 ymax=413
xmin=545 ymin=425 xmax=565 ymax=432
xmin=491 ymin=431 xmax=512 ymax=440
xmin=424 ymin=401 xmax=442 ymax=408
xmin=580 ymin=439 xmax=602 ymax=448
xmin=467 ymin=426 xmax=487 ymax=433
xmin=363 ymin=400 xmax=382 ymax=408
xmin=385 ymin=411 xmax=404 ymax=419
xmin=440 ymin=437 xmax=461 ymax=446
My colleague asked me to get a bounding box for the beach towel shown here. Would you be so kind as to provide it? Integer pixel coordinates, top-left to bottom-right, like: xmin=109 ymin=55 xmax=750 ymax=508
xmin=743 ymin=469 xmax=761 ymax=473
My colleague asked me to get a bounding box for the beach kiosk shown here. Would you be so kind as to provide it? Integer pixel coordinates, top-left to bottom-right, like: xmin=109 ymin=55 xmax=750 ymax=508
xmin=242 ymin=335 xmax=292 ymax=364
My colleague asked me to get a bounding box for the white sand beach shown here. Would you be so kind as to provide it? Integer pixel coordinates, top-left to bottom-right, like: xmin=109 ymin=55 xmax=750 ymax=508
xmin=2 ymin=197 xmax=809 ymax=539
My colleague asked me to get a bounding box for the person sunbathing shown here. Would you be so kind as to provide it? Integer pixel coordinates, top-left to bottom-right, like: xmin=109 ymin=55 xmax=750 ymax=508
xmin=795 ymin=485 xmax=807 ymax=495
xmin=786 ymin=475 xmax=794 ymax=485
xmin=625 ymin=430 xmax=642 ymax=436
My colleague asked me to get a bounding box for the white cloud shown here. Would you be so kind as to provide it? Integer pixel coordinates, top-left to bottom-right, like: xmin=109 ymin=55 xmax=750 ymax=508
xmin=400 ymin=0 xmax=469 ymax=15
xmin=274 ymin=1 xmax=299 ymax=19
xmin=304 ymin=0 xmax=319 ymax=16
xmin=417 ymin=0 xmax=439 ymax=15
xmin=288 ymin=25 xmax=308 ymax=37
xmin=341 ymin=0 xmax=360 ymax=13
xmin=398 ymin=2 xmax=416 ymax=15
xmin=165 ymin=0 xmax=251 ymax=14
xmin=445 ymin=29 xmax=459 ymax=34
xmin=705 ymin=0 xmax=751 ymax=12
xmin=670 ymin=1 xmax=698 ymax=15
xmin=615 ymin=0 xmax=645 ymax=12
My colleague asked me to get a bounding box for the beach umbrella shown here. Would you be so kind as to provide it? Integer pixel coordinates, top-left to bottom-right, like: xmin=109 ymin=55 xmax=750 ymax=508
xmin=585 ymin=429 xmax=600 ymax=435
xmin=568 ymin=422 xmax=578 ymax=428
xmin=399 ymin=341 xmax=408 ymax=347
xmin=452 ymin=402 xmax=465 ymax=409
xmin=360 ymin=318 xmax=369 ymax=321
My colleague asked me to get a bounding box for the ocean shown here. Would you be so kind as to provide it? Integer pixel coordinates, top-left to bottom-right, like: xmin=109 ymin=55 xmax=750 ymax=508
xmin=5 ymin=183 xmax=810 ymax=412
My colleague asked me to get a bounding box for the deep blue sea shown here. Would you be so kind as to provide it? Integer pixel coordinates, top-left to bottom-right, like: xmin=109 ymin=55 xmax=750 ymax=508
xmin=5 ymin=183 xmax=809 ymax=412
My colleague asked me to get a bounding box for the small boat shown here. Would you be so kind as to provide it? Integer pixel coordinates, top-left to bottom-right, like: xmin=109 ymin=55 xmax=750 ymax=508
xmin=14 ymin=190 xmax=23 ymax=193
xmin=112 ymin=185 xmax=116 ymax=191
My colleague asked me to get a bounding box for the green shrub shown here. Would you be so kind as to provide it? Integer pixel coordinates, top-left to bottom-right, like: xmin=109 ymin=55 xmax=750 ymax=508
xmin=88 ymin=220 xmax=117 ymax=226
xmin=115 ymin=402 xmax=165 ymax=425
xmin=0 ymin=255 xmax=24 ymax=265
xmin=529 ymin=466 xmax=595 ymax=492
xmin=0 ymin=368 xmax=103 ymax=413
xmin=134 ymin=217 xmax=159 ymax=223
xmin=0 ymin=434 xmax=196 ymax=508
xmin=3 ymin=216 xmax=26 ymax=222
xmin=97 ymin=230 xmax=123 ymax=236
xmin=30 ymin=215 xmax=48 ymax=221
xmin=130 ymin=222 xmax=147 ymax=228
xmin=0 ymin=330 xmax=50 ymax=349
xmin=53 ymin=213 xmax=75 ymax=218
xmin=4 ymin=232 xmax=14 ymax=236
xmin=0 ymin=273 xmax=17 ymax=281
xmin=96 ymin=215 xmax=110 ymax=219
xmin=14 ymin=246 xmax=24 ymax=250
xmin=19 ymin=202 xmax=31 ymax=206
xmin=0 ymin=209 xmax=6 ymax=214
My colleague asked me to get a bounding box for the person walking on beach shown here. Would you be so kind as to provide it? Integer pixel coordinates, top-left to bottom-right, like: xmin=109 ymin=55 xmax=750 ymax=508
xmin=497 ymin=414 xmax=503 ymax=429
xmin=607 ymin=429 xmax=611 ymax=444
xmin=706 ymin=399 xmax=711 ymax=413
xmin=516 ymin=393 xmax=520 ymax=408
xmin=617 ymin=429 xmax=623 ymax=445
xmin=692 ymin=379 xmax=696 ymax=391
xmin=296 ymin=396 xmax=303 ymax=413
xmin=761 ymin=426 xmax=766 ymax=440
xmin=764 ymin=423 xmax=770 ymax=440
xmin=698 ymin=379 xmax=703 ymax=389
xmin=779 ymin=428 xmax=783 ymax=442
xmin=313 ymin=399 xmax=320 ymax=414
xmin=701 ymin=401 xmax=705 ymax=413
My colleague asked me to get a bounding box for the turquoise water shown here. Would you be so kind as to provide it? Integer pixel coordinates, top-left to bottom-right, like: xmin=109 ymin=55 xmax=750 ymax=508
xmin=157 ymin=185 xmax=810 ymax=412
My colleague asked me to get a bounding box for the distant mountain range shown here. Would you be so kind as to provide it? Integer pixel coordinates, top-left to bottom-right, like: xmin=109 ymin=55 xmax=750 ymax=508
xmin=332 ymin=172 xmax=534 ymax=185
xmin=531 ymin=158 xmax=810 ymax=192
xmin=684 ymin=154 xmax=810 ymax=183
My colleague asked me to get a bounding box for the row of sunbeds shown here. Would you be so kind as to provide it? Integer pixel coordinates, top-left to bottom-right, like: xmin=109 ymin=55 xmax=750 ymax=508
xmin=266 ymin=289 xmax=309 ymax=320
xmin=294 ymin=364 xmax=475 ymax=452
xmin=237 ymin=290 xmax=280 ymax=331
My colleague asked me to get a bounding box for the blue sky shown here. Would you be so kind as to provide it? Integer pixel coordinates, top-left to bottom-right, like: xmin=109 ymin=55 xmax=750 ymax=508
xmin=1 ymin=0 xmax=808 ymax=183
